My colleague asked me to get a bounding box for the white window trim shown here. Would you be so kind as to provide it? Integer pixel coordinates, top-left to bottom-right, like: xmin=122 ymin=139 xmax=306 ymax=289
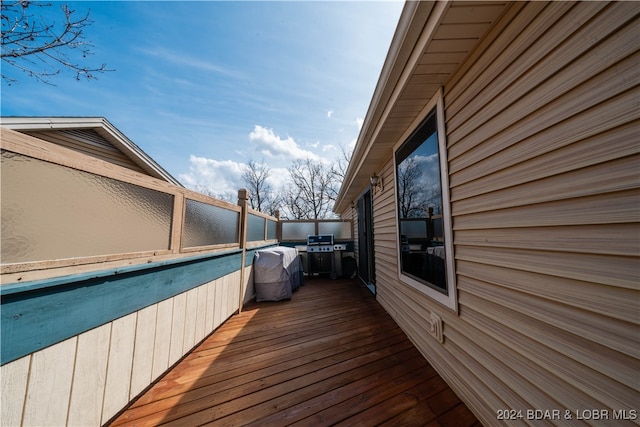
xmin=392 ymin=88 xmax=458 ymax=313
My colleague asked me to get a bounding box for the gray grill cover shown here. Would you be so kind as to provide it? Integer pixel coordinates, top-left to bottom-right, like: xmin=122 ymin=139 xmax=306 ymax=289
xmin=254 ymin=247 xmax=301 ymax=302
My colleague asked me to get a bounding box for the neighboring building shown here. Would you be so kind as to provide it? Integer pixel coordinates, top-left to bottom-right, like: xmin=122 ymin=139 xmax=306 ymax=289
xmin=334 ymin=1 xmax=639 ymax=424
xmin=0 ymin=116 xmax=182 ymax=186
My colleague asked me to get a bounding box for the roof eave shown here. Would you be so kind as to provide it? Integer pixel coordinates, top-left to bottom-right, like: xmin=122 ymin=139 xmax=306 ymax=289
xmin=334 ymin=1 xmax=442 ymax=213
xmin=334 ymin=0 xmax=512 ymax=214
xmin=0 ymin=116 xmax=183 ymax=187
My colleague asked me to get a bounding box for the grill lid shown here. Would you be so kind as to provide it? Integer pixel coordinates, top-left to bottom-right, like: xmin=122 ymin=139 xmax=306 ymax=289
xmin=307 ymin=234 xmax=334 ymax=245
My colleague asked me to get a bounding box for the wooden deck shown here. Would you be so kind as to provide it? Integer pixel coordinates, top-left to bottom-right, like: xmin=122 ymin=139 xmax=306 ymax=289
xmin=108 ymin=278 xmax=480 ymax=426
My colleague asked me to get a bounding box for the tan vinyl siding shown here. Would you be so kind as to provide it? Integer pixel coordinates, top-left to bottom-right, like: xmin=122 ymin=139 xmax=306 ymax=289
xmin=341 ymin=193 xmax=360 ymax=275
xmin=366 ymin=2 xmax=639 ymax=425
xmin=23 ymin=129 xmax=147 ymax=173
xmin=371 ymin=162 xmax=398 ymax=281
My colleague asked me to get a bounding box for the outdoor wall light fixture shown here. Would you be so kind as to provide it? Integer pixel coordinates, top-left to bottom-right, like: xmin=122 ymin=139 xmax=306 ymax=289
xmin=370 ymin=173 xmax=383 ymax=192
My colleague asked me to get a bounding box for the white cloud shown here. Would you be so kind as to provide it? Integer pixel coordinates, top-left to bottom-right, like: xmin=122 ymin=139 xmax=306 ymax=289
xmin=268 ymin=166 xmax=291 ymax=190
xmin=412 ymin=153 xmax=442 ymax=189
xmin=327 ymin=109 xmax=334 ymax=118
xmin=178 ymin=155 xmax=294 ymax=201
xmin=356 ymin=117 xmax=364 ymax=129
xmin=322 ymin=144 xmax=337 ymax=153
xmin=139 ymin=47 xmax=238 ymax=77
xmin=249 ymin=125 xmax=319 ymax=161
xmin=179 ymin=155 xmax=245 ymax=198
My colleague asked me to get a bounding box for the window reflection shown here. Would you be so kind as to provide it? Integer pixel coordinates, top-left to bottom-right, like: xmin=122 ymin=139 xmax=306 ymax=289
xmin=396 ymin=110 xmax=447 ymax=293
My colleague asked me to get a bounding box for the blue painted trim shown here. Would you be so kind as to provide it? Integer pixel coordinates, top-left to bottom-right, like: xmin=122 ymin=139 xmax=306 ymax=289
xmin=1 ymin=249 xmax=242 ymax=297
xmin=1 ymin=250 xmax=242 ymax=365
xmin=278 ymin=241 xmax=304 ymax=248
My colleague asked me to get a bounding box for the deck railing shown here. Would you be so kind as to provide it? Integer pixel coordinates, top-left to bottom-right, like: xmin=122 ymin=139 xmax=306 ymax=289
xmin=278 ymin=218 xmax=353 ymax=244
xmin=0 ymin=127 xmax=278 ymax=426
xmin=1 ymin=127 xmax=277 ymax=281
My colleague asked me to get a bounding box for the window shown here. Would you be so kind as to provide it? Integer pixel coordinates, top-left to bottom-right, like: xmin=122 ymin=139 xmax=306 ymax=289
xmin=394 ymin=91 xmax=457 ymax=311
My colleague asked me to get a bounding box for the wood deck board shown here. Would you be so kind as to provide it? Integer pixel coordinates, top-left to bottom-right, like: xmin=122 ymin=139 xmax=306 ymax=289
xmin=135 ymin=325 xmax=407 ymax=409
xmin=108 ymin=278 xmax=479 ymax=426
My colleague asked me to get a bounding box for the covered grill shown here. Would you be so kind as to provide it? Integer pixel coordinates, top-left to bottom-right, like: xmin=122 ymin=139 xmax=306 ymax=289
xmin=253 ymin=246 xmax=302 ymax=302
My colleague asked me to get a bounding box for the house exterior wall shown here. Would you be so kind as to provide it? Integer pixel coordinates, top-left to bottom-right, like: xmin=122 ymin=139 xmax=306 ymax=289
xmin=341 ymin=2 xmax=639 ymax=424
xmin=22 ymin=129 xmax=147 ymax=174
xmin=338 ymin=201 xmax=360 ymax=282
xmin=1 ymin=271 xmax=241 ymax=426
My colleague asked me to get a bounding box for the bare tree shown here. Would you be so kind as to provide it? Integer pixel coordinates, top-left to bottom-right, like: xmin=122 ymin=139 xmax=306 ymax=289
xmin=192 ymin=185 xmax=236 ymax=203
xmin=282 ymin=158 xmax=337 ymax=220
xmin=280 ymin=183 xmax=307 ymax=220
xmin=326 ymin=143 xmax=353 ymax=203
xmin=241 ymin=160 xmax=280 ymax=216
xmin=1 ymin=1 xmax=111 ymax=84
xmin=397 ymin=156 xmax=429 ymax=218
xmin=330 ymin=143 xmax=353 ymax=182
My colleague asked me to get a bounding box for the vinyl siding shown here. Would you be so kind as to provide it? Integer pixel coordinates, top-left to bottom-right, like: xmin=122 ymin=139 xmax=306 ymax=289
xmin=341 ymin=195 xmax=361 ymax=282
xmin=23 ymin=129 xmax=147 ymax=173
xmin=371 ymin=162 xmax=398 ymax=286
xmin=363 ymin=2 xmax=639 ymax=425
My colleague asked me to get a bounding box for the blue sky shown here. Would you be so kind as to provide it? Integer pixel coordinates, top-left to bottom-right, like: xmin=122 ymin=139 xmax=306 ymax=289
xmin=1 ymin=1 xmax=404 ymax=198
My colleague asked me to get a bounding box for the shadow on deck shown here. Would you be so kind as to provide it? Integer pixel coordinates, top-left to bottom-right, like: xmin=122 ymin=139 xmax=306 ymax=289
xmin=108 ymin=278 xmax=479 ymax=426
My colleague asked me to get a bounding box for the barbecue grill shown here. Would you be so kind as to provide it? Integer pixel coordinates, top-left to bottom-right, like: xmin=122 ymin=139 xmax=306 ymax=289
xmin=306 ymin=234 xmax=336 ymax=278
xmin=306 ymin=234 xmax=334 ymax=252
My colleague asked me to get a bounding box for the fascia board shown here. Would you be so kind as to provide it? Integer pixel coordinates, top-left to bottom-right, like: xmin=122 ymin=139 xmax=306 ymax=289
xmin=0 ymin=116 xmax=104 ymax=129
xmin=335 ymin=1 xmax=446 ymax=213
xmin=97 ymin=118 xmax=183 ymax=187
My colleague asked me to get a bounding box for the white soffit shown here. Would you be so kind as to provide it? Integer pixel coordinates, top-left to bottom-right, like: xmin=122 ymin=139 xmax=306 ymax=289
xmin=335 ymin=0 xmax=511 ymax=212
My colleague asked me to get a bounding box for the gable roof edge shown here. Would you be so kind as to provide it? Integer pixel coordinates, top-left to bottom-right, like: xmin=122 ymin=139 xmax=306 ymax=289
xmin=334 ymin=1 xmax=445 ymax=213
xmin=0 ymin=116 xmax=183 ymax=187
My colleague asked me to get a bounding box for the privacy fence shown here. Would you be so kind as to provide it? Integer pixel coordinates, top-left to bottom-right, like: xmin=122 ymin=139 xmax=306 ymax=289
xmin=0 ymin=127 xmax=278 ymax=426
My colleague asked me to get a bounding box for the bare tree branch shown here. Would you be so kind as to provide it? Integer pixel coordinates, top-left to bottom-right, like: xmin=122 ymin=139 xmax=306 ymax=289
xmin=1 ymin=1 xmax=112 ymax=84
xmin=397 ymin=157 xmax=429 ymax=218
xmin=281 ymin=158 xmax=338 ymax=220
xmin=241 ymin=160 xmax=280 ymax=216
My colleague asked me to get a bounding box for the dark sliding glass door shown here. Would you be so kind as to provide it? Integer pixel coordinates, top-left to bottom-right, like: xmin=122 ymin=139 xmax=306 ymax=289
xmin=357 ymin=190 xmax=375 ymax=294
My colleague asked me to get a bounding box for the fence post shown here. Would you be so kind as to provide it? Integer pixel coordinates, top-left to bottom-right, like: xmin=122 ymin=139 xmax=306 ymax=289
xmin=237 ymin=188 xmax=250 ymax=313
xmin=170 ymin=193 xmax=185 ymax=254
xmin=275 ymin=209 xmax=281 ymax=241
